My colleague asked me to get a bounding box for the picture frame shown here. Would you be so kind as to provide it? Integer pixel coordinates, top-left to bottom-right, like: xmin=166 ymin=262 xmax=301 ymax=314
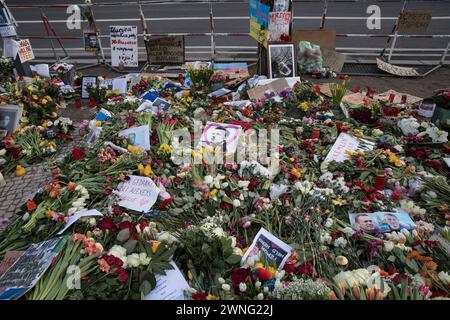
xmin=267 ymin=43 xmax=296 ymax=79
xmin=81 ymin=76 xmax=97 ymax=99
xmin=0 ymin=104 xmax=22 ymax=136
xmin=83 ymin=29 xmax=100 ymax=53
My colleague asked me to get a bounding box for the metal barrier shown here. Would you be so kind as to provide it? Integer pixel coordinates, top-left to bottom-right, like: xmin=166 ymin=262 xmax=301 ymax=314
xmin=2 ymin=0 xmax=450 ymax=67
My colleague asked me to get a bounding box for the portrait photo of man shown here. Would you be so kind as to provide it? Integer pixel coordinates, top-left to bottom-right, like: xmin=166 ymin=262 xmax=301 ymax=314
xmin=353 ymin=214 xmax=378 ymax=233
xmin=84 ymin=31 xmax=100 ymax=52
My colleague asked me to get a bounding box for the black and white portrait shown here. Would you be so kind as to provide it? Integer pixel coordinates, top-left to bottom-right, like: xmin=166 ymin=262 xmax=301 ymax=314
xmin=198 ymin=122 xmax=242 ymax=154
xmin=84 ymin=31 xmax=100 ymax=52
xmin=0 ymin=105 xmax=22 ymax=136
xmin=268 ymin=43 xmax=295 ymax=79
xmin=273 ymin=0 xmax=290 ymax=12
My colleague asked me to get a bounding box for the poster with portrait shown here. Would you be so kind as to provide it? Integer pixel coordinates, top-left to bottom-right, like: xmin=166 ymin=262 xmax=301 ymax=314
xmin=198 ymin=122 xmax=242 ymax=154
xmin=241 ymin=228 xmax=292 ymax=269
xmin=0 ymin=105 xmax=22 ymax=136
xmin=110 ymin=25 xmax=138 ymax=68
xmin=269 ymin=12 xmax=291 ymax=42
xmin=273 ymin=0 xmax=290 ymax=12
xmin=349 ymin=211 xmax=416 ymax=233
xmin=268 ymin=43 xmax=295 ymax=78
xmin=83 ymin=29 xmax=100 ymax=53
xmin=118 ymin=125 xmax=151 ymax=151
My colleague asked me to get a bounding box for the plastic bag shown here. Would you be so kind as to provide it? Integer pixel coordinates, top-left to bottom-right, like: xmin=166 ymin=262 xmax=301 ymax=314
xmin=298 ymin=41 xmax=323 ymax=73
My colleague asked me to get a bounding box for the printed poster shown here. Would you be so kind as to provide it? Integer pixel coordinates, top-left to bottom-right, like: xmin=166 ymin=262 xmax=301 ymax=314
xmin=269 ymin=12 xmax=291 ymax=42
xmin=249 ymin=0 xmax=270 ymax=48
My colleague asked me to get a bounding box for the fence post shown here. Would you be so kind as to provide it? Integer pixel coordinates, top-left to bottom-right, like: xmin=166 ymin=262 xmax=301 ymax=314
xmin=209 ymin=0 xmax=216 ymax=63
xmin=320 ymin=0 xmax=328 ymax=29
xmin=440 ymin=38 xmax=450 ymax=65
xmin=387 ymin=32 xmax=398 ymax=63
xmin=40 ymin=8 xmax=58 ymax=62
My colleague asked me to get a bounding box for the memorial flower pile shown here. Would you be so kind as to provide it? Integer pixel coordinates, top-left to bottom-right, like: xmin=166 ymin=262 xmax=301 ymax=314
xmin=0 ymin=72 xmax=449 ymax=300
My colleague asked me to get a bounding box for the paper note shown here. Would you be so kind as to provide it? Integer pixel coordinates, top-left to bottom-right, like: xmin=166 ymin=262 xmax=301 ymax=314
xmin=30 ymin=64 xmax=50 ymax=78
xmin=118 ymin=125 xmax=151 ymax=151
xmin=117 ymin=175 xmax=160 ymax=213
xmin=144 ymin=261 xmax=189 ymax=300
xmin=57 ymin=209 xmax=103 ymax=235
xmin=112 ymin=78 xmax=128 ymax=94
xmin=324 ymin=133 xmax=375 ymax=164
xmin=247 ymin=78 xmax=290 ymax=100
xmin=110 ymin=26 xmax=138 ymax=68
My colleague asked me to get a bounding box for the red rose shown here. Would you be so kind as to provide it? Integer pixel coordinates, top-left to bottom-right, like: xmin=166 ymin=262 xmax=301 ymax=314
xmin=192 ymin=292 xmax=208 ymax=300
xmin=220 ymin=201 xmax=233 ymax=211
xmin=72 ymin=147 xmax=85 ymax=161
xmin=75 ymin=98 xmax=82 ymax=109
xmin=231 ymin=268 xmax=251 ymax=293
xmin=118 ymin=270 xmax=128 ymax=282
xmin=248 ymin=177 xmax=259 ymax=192
xmin=257 ymin=268 xmax=272 ymax=281
xmin=89 ymin=97 xmax=98 ymax=108
xmin=159 ymin=198 xmax=173 ymax=211
xmin=283 ymin=263 xmax=296 ymax=273
xmin=97 ymin=218 xmax=118 ymax=233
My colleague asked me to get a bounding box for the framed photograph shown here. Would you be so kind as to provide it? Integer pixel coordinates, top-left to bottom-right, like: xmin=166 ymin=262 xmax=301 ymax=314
xmin=0 ymin=104 xmax=22 ymax=136
xmin=267 ymin=43 xmax=295 ymax=79
xmin=83 ymin=30 xmax=100 ymax=53
xmin=81 ymin=76 xmax=97 ymax=99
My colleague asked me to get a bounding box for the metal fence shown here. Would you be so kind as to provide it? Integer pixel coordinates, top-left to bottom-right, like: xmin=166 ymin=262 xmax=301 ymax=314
xmin=2 ymin=0 xmax=450 ymax=66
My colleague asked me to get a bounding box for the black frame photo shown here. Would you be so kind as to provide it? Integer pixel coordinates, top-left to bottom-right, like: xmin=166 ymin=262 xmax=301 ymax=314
xmin=0 ymin=104 xmax=23 ymax=136
xmin=81 ymin=76 xmax=97 ymax=99
xmin=267 ymin=43 xmax=296 ymax=79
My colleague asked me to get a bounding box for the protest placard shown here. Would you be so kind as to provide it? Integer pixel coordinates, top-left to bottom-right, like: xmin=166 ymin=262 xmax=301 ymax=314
xmin=110 ymin=26 xmax=138 ymax=68
xmin=0 ymin=238 xmax=66 ymax=300
xmin=249 ymin=0 xmax=270 ymax=48
xmin=376 ymin=58 xmax=420 ymax=77
xmin=241 ymin=228 xmax=292 ymax=269
xmin=116 ymin=175 xmax=160 ymax=213
xmin=397 ymin=11 xmax=432 ymax=33
xmin=269 ymin=12 xmax=291 ymax=42
xmin=17 ymin=39 xmax=34 ymax=63
xmin=147 ymin=36 xmax=185 ymax=65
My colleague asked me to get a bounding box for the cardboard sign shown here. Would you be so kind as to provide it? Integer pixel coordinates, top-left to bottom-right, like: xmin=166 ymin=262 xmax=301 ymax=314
xmin=322 ymin=49 xmax=346 ymax=72
xmin=342 ymin=92 xmax=369 ymax=106
xmin=147 ymin=36 xmax=185 ymax=65
xmin=249 ymin=0 xmax=270 ymax=48
xmin=110 ymin=26 xmax=138 ymax=68
xmin=292 ymin=29 xmax=336 ymax=50
xmin=117 ymin=175 xmax=160 ymax=213
xmin=397 ymin=11 xmax=432 ymax=33
xmin=376 ymin=58 xmax=420 ymax=77
xmin=0 ymin=252 xmax=24 ymax=278
xmin=0 ymin=238 xmax=66 ymax=300
xmin=17 ymin=39 xmax=34 ymax=63
xmin=269 ymin=12 xmax=291 ymax=42
xmin=375 ymin=89 xmax=423 ymax=105
xmin=324 ymin=133 xmax=375 ymax=164
xmin=118 ymin=125 xmax=151 ymax=151
xmin=247 ymin=77 xmax=290 ymax=100
xmin=144 ymin=261 xmax=189 ymax=300
xmin=241 ymin=228 xmax=292 ymax=269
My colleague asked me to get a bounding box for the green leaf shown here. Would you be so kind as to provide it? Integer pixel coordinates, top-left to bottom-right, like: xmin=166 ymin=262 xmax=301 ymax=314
xmin=116 ymin=228 xmax=130 ymax=243
xmin=225 ymin=254 xmax=242 ymax=265
xmin=139 ymin=280 xmax=152 ymax=296
xmin=123 ymin=240 xmax=138 ymax=254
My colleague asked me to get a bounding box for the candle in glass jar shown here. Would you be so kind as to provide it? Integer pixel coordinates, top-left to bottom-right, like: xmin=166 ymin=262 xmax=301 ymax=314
xmin=389 ymin=93 xmax=396 ymax=103
xmin=401 ymin=95 xmax=407 ymax=104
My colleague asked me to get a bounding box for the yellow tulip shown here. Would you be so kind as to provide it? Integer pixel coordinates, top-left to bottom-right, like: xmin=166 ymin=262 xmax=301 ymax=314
xmin=15 ymin=165 xmax=26 ymax=177
xmin=144 ymin=165 xmax=152 ymax=176
xmin=151 ymin=241 xmax=160 ymax=253
xmin=138 ymin=163 xmax=145 ymax=175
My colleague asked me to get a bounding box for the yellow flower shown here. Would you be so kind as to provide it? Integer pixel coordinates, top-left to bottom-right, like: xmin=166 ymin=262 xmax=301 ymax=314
xmin=44 ymin=95 xmax=52 ymax=102
xmin=128 ymin=145 xmax=143 ymax=154
xmin=298 ymin=101 xmax=309 ymax=112
xmin=96 ymin=121 xmax=102 ymax=127
xmin=15 ymin=165 xmax=26 ymax=177
xmin=335 ymin=256 xmax=348 ymax=266
xmin=290 ymin=168 xmax=301 ymax=179
xmin=138 ymin=163 xmax=145 ymax=175
xmin=267 ymin=267 xmax=277 ymax=278
xmin=332 ymin=198 xmax=347 ymax=206
xmin=144 ymin=165 xmax=152 ymax=176
xmin=188 ymin=270 xmax=193 ymax=281
xmin=254 ymin=263 xmax=264 ymax=269
xmin=210 ymin=189 xmax=218 ymax=197
xmin=41 ymin=98 xmax=48 ymax=105
xmin=157 ymin=143 xmax=173 ymax=155
xmin=151 ymin=241 xmax=160 ymax=253
xmin=353 ymin=129 xmax=364 ymax=138
xmin=288 ymin=157 xmax=295 ymax=163
xmin=206 ymin=295 xmax=219 ymax=300
xmin=345 ymin=150 xmax=354 ymax=157
xmin=32 ymin=95 xmax=38 ymax=100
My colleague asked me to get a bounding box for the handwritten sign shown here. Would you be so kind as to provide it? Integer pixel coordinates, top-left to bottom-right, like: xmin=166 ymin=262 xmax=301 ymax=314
xmin=324 ymin=133 xmax=375 ymax=164
xmin=241 ymin=228 xmax=292 ymax=269
xmin=269 ymin=12 xmax=291 ymax=42
xmin=144 ymin=261 xmax=189 ymax=300
xmin=376 ymin=58 xmax=420 ymax=77
xmin=249 ymin=0 xmax=270 ymax=48
xmin=117 ymin=175 xmax=160 ymax=213
xmin=17 ymin=39 xmax=34 ymax=63
xmin=110 ymin=25 xmax=138 ymax=68
xmin=397 ymin=11 xmax=432 ymax=33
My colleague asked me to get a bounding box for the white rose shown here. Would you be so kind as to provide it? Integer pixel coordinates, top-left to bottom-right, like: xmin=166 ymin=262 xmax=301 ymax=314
xmin=257 ymin=293 xmax=264 ymax=300
xmin=384 ymin=241 xmax=395 ymax=252
xmin=222 ymin=284 xmax=231 ymax=291
xmin=218 ymin=277 xmax=225 ymax=284
xmin=139 ymin=253 xmax=151 ymax=266
xmin=125 ymin=253 xmax=141 ymax=268
xmin=239 ymin=283 xmax=247 ymax=292
xmin=233 ymin=199 xmax=241 ymax=208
